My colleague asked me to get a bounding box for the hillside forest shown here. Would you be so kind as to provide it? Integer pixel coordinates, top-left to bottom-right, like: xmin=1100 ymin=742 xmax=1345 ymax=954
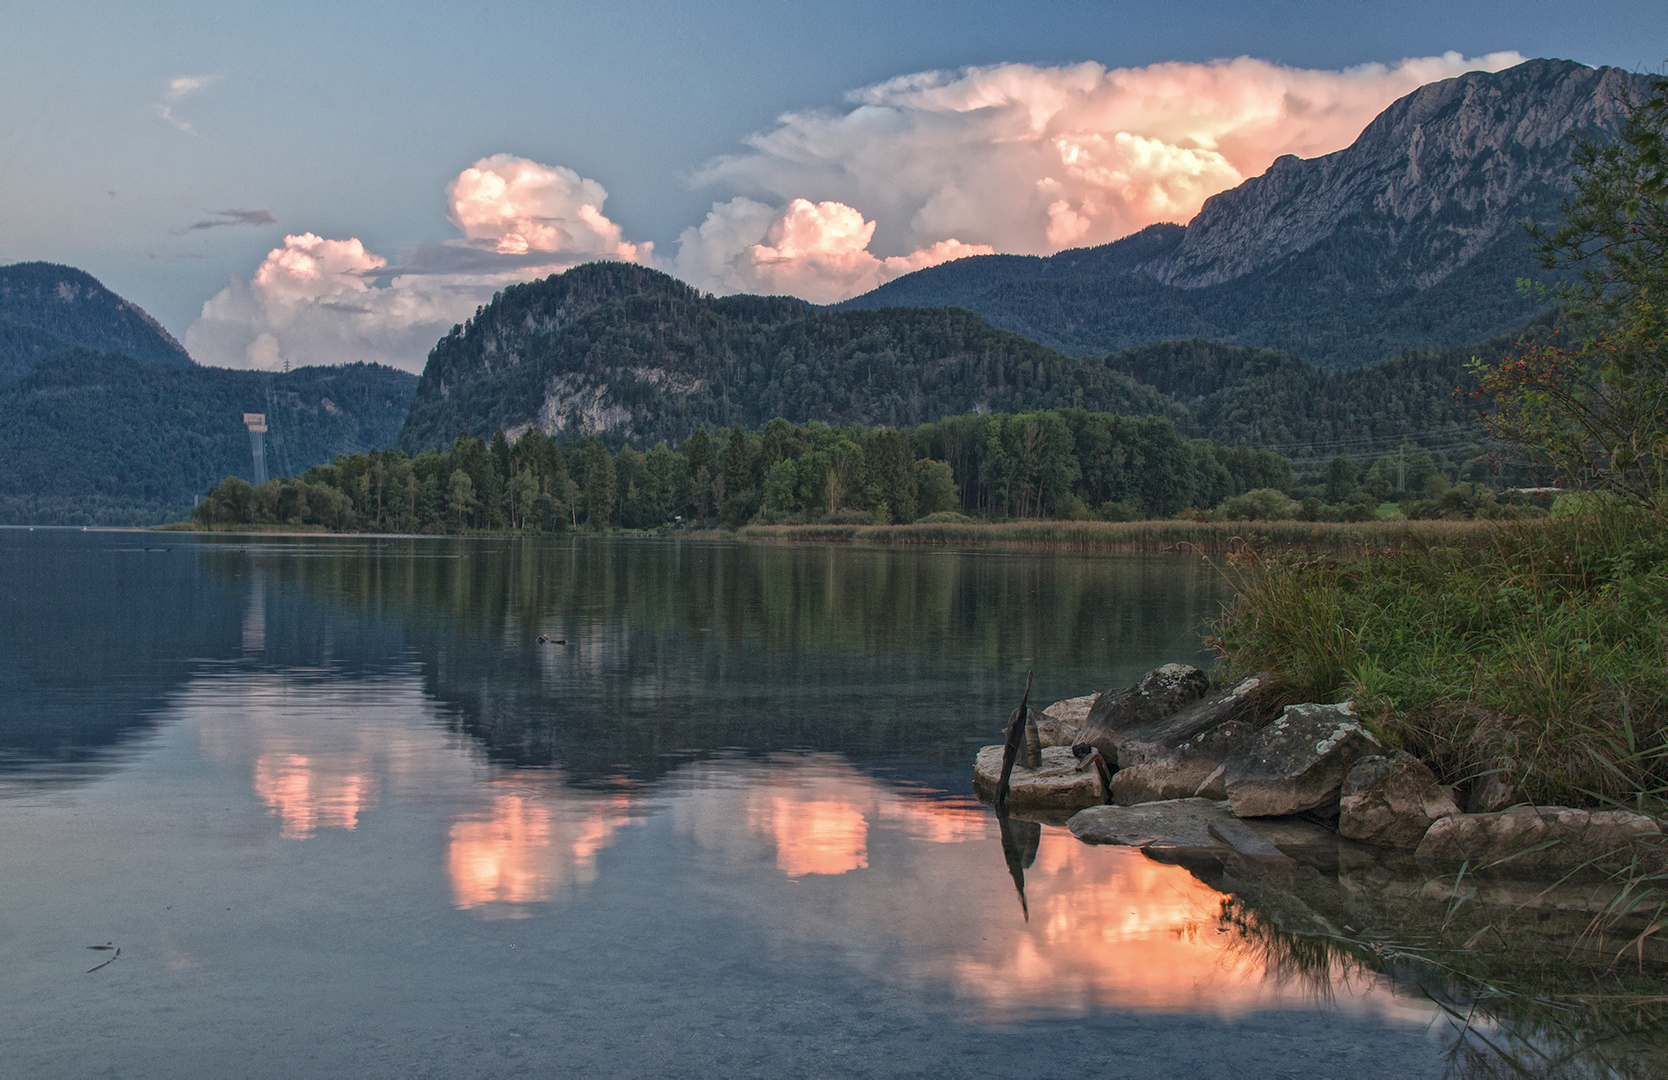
xmin=192 ymin=404 xmax=1541 ymax=535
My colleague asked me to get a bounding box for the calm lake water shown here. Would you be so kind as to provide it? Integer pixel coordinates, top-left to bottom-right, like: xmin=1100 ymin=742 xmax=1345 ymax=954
xmin=0 ymin=529 xmax=1616 ymax=1077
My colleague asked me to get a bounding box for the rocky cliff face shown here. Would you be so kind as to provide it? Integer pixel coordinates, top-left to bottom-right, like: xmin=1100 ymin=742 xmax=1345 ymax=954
xmin=1148 ymin=59 xmax=1652 ymax=290
xmin=838 ymin=59 xmax=1659 ymax=367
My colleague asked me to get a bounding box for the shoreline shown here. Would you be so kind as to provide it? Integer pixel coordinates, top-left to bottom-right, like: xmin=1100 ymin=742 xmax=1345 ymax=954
xmin=139 ymin=517 xmax=1501 ymax=553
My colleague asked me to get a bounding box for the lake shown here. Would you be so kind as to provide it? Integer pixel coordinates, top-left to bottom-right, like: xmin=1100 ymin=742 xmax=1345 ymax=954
xmin=0 ymin=529 xmax=1640 ymax=1077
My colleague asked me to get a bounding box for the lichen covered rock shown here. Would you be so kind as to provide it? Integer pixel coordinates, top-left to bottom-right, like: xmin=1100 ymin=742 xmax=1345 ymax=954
xmin=1224 ymin=702 xmax=1383 ymax=818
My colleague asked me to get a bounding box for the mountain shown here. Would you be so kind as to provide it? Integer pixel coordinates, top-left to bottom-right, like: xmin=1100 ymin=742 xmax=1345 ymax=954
xmin=840 ymin=59 xmax=1654 ymax=367
xmin=0 ymin=262 xmax=192 ymax=383
xmin=397 ymin=263 xmax=1177 ymax=453
xmin=0 ymin=351 xmax=417 ymax=526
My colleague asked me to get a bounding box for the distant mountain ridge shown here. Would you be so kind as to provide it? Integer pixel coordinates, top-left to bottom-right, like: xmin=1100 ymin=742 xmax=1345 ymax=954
xmin=397 ymin=263 xmax=1176 ymax=453
xmin=0 ymin=351 xmax=417 ymax=526
xmin=0 ymin=262 xmax=192 ymax=382
xmin=840 ymin=59 xmax=1655 ymax=367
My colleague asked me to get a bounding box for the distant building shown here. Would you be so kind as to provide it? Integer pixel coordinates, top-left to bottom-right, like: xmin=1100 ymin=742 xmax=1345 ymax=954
xmin=244 ymin=413 xmax=268 ymax=486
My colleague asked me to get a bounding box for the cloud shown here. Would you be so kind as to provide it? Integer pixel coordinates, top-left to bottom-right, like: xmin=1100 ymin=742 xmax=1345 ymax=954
xmin=181 ymin=208 xmax=277 ymax=233
xmin=187 ymin=156 xmax=647 ymax=372
xmin=186 ymin=232 xmax=487 ymax=372
xmin=671 ymin=197 xmax=992 ymax=303
xmin=189 ymin=52 xmax=1526 ymax=369
xmin=154 ymin=74 xmax=218 ymax=133
xmin=697 ymin=51 xmax=1525 ymax=257
xmin=446 ymin=154 xmax=648 ymax=262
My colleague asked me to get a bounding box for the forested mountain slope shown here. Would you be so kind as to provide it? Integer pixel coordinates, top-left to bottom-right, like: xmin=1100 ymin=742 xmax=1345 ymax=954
xmin=841 ymin=59 xmax=1653 ymax=367
xmin=0 ymin=262 xmax=192 ymax=383
xmin=398 ymin=264 xmax=1176 ymax=453
xmin=0 ymin=352 xmax=416 ymax=525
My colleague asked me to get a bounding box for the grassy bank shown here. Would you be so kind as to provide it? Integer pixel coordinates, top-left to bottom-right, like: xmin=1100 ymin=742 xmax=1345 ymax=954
xmin=738 ymin=517 xmax=1493 ymax=554
xmin=1213 ymin=504 xmax=1668 ymax=810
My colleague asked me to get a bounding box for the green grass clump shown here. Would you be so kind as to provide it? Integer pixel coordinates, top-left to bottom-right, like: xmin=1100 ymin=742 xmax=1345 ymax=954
xmin=1214 ymin=504 xmax=1668 ymax=807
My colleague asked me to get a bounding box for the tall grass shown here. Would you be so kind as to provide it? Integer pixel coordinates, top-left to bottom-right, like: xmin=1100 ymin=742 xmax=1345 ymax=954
xmin=1213 ymin=503 xmax=1668 ymax=809
xmin=738 ymin=517 xmax=1491 ymax=554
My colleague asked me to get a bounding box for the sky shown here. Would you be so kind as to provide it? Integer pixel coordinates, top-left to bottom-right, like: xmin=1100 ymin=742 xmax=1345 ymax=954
xmin=2 ymin=0 xmax=1664 ymax=372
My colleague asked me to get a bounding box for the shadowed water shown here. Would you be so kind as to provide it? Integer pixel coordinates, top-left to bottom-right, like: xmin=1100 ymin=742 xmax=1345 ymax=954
xmin=0 ymin=529 xmax=1650 ymax=1077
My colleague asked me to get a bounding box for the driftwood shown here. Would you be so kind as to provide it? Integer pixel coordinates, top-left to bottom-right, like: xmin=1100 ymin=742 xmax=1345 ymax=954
xmin=993 ymin=671 xmax=1034 ymax=812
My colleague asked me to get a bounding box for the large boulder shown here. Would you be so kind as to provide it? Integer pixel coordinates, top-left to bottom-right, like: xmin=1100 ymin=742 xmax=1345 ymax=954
xmin=1035 ymin=695 xmax=1095 ymax=747
xmin=1110 ymin=720 xmax=1254 ymax=804
xmin=1224 ymin=702 xmax=1383 ymax=818
xmin=1110 ymin=674 xmax=1270 ymax=768
xmin=1338 ymin=752 xmax=1461 ymax=848
xmin=1075 ymin=664 xmax=1211 ymax=757
xmin=973 ymin=745 xmax=1106 ymax=810
xmin=1416 ymin=805 xmax=1668 ymax=875
xmin=1068 ymin=798 xmax=1238 ymax=853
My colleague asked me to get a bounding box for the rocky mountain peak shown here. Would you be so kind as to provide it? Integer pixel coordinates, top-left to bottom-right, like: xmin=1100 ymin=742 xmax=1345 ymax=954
xmin=1145 ymin=59 xmax=1653 ymax=289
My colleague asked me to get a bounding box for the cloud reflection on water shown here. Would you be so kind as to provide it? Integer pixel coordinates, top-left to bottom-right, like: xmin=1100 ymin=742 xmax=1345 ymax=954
xmin=178 ymin=672 xmax=1421 ymax=1023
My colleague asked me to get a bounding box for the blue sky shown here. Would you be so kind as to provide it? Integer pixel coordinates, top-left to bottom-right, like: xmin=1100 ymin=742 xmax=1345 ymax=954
xmin=2 ymin=0 xmax=1663 ymax=367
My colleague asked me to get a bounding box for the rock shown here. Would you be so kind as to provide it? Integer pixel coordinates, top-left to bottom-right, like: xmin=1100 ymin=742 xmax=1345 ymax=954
xmin=1464 ymin=711 xmax=1529 ymax=812
xmin=1068 ymin=798 xmax=1238 ymax=853
xmin=973 ymin=745 xmax=1106 ymax=810
xmin=1110 ymin=720 xmax=1253 ymax=805
xmin=1111 ymin=675 xmax=1270 ymax=768
xmin=1224 ymin=702 xmax=1383 ymax=818
xmin=1416 ymin=805 xmax=1668 ymax=876
xmin=1195 ymin=763 xmax=1227 ymax=800
xmin=1036 ymin=695 xmax=1095 ymax=747
xmin=1208 ymin=817 xmax=1288 ymax=859
xmin=1075 ymin=664 xmax=1212 ymax=757
xmin=1338 ymin=752 xmax=1461 ymax=848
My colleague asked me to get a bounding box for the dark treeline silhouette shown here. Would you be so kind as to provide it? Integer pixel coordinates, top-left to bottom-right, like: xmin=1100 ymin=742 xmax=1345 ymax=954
xmin=193 ymin=410 xmax=1297 ymax=532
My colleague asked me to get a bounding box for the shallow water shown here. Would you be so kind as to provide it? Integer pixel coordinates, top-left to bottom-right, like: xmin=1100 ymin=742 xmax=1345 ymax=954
xmin=0 ymin=529 xmax=1537 ymax=1076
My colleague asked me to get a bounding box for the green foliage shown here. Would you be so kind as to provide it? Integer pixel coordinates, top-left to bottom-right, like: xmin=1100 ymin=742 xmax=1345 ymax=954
xmin=1216 ymin=503 xmax=1668 ymax=808
xmin=1476 ymin=80 xmax=1668 ymax=513
xmin=1529 ymin=77 xmax=1668 ymax=326
xmin=199 ymin=407 xmax=1303 ymax=533
xmin=0 ymin=350 xmax=416 ymax=526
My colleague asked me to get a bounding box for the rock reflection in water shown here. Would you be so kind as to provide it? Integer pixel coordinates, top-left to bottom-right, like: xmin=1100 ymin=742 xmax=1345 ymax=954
xmin=669 ymin=754 xmax=1415 ymax=1020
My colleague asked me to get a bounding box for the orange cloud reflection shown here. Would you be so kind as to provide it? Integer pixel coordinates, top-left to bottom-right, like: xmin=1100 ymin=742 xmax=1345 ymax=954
xmin=252 ymin=752 xmax=373 ymax=839
xmin=447 ymin=786 xmax=632 ymax=915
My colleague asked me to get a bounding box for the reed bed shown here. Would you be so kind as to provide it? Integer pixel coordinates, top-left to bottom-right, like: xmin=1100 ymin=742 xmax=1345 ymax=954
xmin=737 ymin=517 xmax=1493 ymax=554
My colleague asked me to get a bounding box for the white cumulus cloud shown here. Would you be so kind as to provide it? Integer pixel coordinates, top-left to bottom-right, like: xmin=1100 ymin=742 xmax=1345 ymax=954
xmin=187 ymin=156 xmax=650 ymax=372
xmin=698 ymin=51 xmax=1525 ymax=256
xmin=187 ymin=51 xmax=1528 ymax=370
xmin=671 ymin=197 xmax=993 ymax=303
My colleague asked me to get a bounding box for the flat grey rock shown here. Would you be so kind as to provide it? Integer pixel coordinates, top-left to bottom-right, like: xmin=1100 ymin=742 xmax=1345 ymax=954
xmin=1112 ymin=719 xmax=1254 ymax=804
xmin=1209 ymin=817 xmax=1289 ymax=858
xmin=1068 ymin=798 xmax=1237 ymax=851
xmin=973 ymin=744 xmax=1105 ymax=810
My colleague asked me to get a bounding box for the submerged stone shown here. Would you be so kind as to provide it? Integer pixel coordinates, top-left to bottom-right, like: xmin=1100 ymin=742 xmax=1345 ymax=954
xmin=1224 ymin=702 xmax=1382 ymax=818
xmin=1067 ymin=797 xmax=1238 ymax=852
xmin=1416 ymin=805 xmax=1668 ymax=875
xmin=973 ymin=744 xmax=1106 ymax=810
xmin=1338 ymin=751 xmax=1460 ymax=848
